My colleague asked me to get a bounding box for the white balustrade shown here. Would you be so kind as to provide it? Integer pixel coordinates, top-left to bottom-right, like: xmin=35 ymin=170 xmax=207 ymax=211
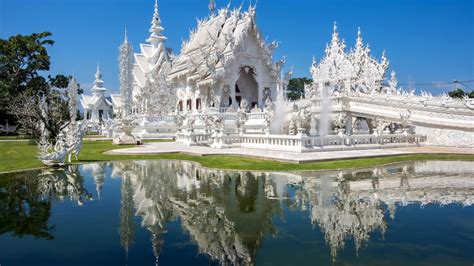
xmin=238 ymin=133 xmax=426 ymax=152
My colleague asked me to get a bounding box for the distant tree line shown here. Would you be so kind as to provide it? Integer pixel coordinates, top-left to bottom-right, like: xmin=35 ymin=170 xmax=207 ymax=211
xmin=286 ymin=77 xmax=312 ymax=100
xmin=448 ymin=88 xmax=474 ymax=99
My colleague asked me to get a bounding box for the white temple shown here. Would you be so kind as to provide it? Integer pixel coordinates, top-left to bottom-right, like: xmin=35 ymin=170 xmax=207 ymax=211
xmin=80 ymin=65 xmax=121 ymax=123
xmin=168 ymin=4 xmax=283 ymax=113
xmin=102 ymin=0 xmax=473 ymax=148
xmin=128 ymin=0 xmax=284 ymax=116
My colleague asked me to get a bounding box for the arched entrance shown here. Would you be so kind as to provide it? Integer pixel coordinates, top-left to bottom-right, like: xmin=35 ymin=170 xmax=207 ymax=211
xmin=235 ymin=66 xmax=258 ymax=108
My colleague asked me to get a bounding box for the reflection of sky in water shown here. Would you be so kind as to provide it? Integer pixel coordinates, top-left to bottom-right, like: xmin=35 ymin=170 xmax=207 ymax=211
xmin=0 ymin=160 xmax=473 ymax=266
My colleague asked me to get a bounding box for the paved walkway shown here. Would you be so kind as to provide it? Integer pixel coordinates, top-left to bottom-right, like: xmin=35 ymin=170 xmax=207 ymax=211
xmin=106 ymin=142 xmax=453 ymax=163
xmin=395 ymin=146 xmax=474 ymax=155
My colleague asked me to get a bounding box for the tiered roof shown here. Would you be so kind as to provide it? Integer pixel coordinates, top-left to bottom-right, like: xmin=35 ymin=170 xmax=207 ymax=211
xmin=133 ymin=0 xmax=170 ymax=90
xmin=169 ymin=4 xmax=279 ymax=85
xmin=81 ymin=65 xmax=114 ymax=109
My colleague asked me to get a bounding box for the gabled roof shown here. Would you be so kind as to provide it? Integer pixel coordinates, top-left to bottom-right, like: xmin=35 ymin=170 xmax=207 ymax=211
xmin=169 ymin=5 xmax=278 ymax=81
xmin=80 ymin=94 xmax=114 ymax=109
xmin=110 ymin=94 xmax=123 ymax=108
xmin=132 ymin=0 xmax=171 ymax=92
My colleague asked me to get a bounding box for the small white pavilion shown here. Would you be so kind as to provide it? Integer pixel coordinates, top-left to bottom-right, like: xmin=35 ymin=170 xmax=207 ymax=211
xmin=81 ymin=66 xmax=121 ymax=123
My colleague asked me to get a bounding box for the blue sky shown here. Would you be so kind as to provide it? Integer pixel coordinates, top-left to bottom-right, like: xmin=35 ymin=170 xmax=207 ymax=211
xmin=1 ymin=0 xmax=473 ymax=94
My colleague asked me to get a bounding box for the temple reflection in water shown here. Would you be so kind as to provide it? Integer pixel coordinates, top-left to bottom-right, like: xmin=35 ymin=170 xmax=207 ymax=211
xmin=107 ymin=160 xmax=473 ymax=264
xmin=2 ymin=160 xmax=472 ymax=265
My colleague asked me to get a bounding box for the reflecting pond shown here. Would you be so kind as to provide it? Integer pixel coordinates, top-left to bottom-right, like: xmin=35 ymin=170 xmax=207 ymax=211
xmin=0 ymin=160 xmax=473 ymax=266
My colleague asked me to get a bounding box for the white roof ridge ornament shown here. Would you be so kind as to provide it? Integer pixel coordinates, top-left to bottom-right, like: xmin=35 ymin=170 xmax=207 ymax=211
xmin=147 ymin=0 xmax=167 ymax=46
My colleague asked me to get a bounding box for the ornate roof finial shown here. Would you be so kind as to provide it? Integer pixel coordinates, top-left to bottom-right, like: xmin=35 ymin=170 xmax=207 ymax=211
xmin=147 ymin=0 xmax=167 ymax=46
xmin=124 ymin=25 xmax=128 ymax=43
xmin=92 ymin=63 xmax=105 ymax=92
xmin=331 ymin=21 xmax=340 ymax=43
xmin=95 ymin=63 xmax=101 ymax=80
xmin=355 ymin=26 xmax=364 ymax=49
xmin=209 ymin=0 xmax=216 ymax=15
xmin=94 ymin=62 xmax=104 ymax=88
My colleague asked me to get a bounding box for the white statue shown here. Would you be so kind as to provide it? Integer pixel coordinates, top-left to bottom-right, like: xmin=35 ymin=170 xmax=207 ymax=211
xmin=38 ymin=78 xmax=86 ymax=166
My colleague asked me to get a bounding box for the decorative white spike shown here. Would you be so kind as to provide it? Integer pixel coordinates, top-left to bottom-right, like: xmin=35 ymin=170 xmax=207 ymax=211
xmin=124 ymin=25 xmax=128 ymax=44
xmin=147 ymin=0 xmax=167 ymax=46
xmin=95 ymin=63 xmax=101 ymax=81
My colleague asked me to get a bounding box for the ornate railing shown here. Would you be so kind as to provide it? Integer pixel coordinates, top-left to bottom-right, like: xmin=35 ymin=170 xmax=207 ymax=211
xmin=240 ymin=133 xmax=426 ymax=152
xmin=176 ymin=130 xmax=212 ymax=145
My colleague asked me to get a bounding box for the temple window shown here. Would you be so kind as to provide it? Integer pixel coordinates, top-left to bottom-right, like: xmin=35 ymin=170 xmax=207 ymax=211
xmin=186 ymin=99 xmax=192 ymax=110
xmin=178 ymin=101 xmax=183 ymax=111
xmin=196 ymin=98 xmax=201 ymax=110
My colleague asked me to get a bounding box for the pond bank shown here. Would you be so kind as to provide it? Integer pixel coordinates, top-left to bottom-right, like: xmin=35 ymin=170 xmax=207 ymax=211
xmin=1 ymin=140 xmax=473 ymax=173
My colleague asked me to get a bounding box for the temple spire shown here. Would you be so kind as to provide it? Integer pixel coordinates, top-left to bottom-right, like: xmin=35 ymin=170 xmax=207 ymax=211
xmin=354 ymin=27 xmax=364 ymax=52
xmin=92 ymin=63 xmax=106 ymax=95
xmin=119 ymin=26 xmax=134 ymax=118
xmin=331 ymin=21 xmax=340 ymax=44
xmin=124 ymin=25 xmax=128 ymax=44
xmin=147 ymin=0 xmax=167 ymax=46
xmin=94 ymin=63 xmax=103 ymax=87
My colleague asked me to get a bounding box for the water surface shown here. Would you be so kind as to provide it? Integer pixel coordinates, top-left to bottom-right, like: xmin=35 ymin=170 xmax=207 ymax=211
xmin=0 ymin=160 xmax=473 ymax=265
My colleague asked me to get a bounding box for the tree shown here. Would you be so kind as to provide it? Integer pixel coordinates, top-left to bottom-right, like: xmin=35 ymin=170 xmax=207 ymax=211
xmin=0 ymin=32 xmax=55 ymax=125
xmin=287 ymin=77 xmax=312 ymax=101
xmin=448 ymin=88 xmax=467 ymax=99
xmin=8 ymin=75 xmax=80 ymax=139
xmin=448 ymin=88 xmax=474 ymax=99
xmin=1 ymin=32 xmax=81 ymax=138
xmin=0 ymin=171 xmax=54 ymax=239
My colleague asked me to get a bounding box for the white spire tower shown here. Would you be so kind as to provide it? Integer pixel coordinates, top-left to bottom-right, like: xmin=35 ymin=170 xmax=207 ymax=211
xmin=143 ymin=0 xmax=169 ymax=69
xmin=119 ymin=27 xmax=134 ymax=118
xmin=131 ymin=0 xmax=173 ymax=115
xmin=147 ymin=0 xmax=167 ymax=47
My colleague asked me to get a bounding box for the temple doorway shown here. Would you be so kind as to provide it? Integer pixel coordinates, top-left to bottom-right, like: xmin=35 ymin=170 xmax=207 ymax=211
xmin=236 ymin=66 xmax=258 ymax=108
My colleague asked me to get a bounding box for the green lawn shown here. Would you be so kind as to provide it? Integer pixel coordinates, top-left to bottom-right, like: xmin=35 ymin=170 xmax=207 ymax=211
xmin=0 ymin=140 xmax=473 ymax=173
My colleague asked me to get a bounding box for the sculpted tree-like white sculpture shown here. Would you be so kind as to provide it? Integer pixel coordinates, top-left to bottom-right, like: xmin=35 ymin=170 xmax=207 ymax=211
xmin=349 ymin=28 xmax=388 ymax=94
xmin=38 ymin=78 xmax=86 ymax=166
xmin=119 ymin=28 xmax=134 ymax=119
xmin=307 ymin=24 xmax=390 ymax=98
xmin=310 ymin=23 xmax=355 ymax=97
xmin=388 ymin=70 xmax=398 ymax=95
xmin=65 ymin=78 xmax=85 ymax=162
